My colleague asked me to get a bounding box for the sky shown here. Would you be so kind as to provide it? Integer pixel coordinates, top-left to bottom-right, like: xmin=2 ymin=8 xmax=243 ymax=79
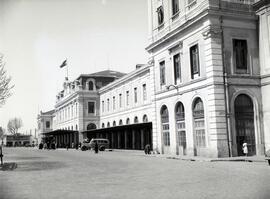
xmin=0 ymin=0 xmax=149 ymax=134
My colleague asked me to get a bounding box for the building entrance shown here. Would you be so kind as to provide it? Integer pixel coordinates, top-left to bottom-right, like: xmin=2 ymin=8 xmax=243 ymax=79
xmin=234 ymin=94 xmax=256 ymax=156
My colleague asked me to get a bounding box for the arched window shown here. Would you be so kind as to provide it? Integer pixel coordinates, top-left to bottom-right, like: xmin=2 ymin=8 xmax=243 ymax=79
xmin=126 ymin=118 xmax=130 ymax=125
xmin=193 ymin=98 xmax=205 ymax=148
xmin=113 ymin=121 xmax=116 ymax=127
xmin=88 ymin=81 xmax=94 ymax=90
xmin=87 ymin=123 xmax=96 ymax=130
xmin=143 ymin=115 xmax=148 ymax=123
xmin=175 ymin=102 xmax=186 ymax=154
xmin=234 ymin=94 xmax=255 ymax=155
xmin=71 ymin=126 xmax=73 ymax=130
xmin=161 ymin=105 xmax=170 ymax=146
xmin=75 ymin=125 xmax=78 ymax=130
xmin=107 ymin=122 xmax=110 ymax=128
xmin=134 ymin=116 xmax=138 ymax=124
xmin=102 ymin=123 xmax=105 ymax=128
xmin=119 ymin=120 xmax=123 ymax=126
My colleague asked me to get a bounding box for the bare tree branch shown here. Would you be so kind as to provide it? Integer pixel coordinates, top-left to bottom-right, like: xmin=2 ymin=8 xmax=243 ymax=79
xmin=7 ymin=118 xmax=23 ymax=136
xmin=0 ymin=54 xmax=14 ymax=107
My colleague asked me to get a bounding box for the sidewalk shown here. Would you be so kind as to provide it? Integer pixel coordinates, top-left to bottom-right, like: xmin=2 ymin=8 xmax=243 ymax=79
xmin=155 ymin=154 xmax=268 ymax=163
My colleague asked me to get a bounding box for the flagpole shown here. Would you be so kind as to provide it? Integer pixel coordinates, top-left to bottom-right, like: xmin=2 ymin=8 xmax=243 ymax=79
xmin=66 ymin=60 xmax=69 ymax=80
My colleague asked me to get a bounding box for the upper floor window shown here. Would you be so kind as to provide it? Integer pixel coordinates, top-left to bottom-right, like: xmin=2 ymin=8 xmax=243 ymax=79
xmin=113 ymin=96 xmax=116 ymax=110
xmin=157 ymin=6 xmax=164 ymax=26
xmin=46 ymin=121 xmax=50 ymax=129
xmin=88 ymin=81 xmax=94 ymax=90
xmin=233 ymin=39 xmax=248 ymax=73
xmin=173 ymin=53 xmax=181 ymax=84
xmin=107 ymin=99 xmax=110 ymax=112
xmin=102 ymin=101 xmax=104 ymax=113
xmin=172 ymin=0 xmax=179 ymax=16
xmin=160 ymin=61 xmax=166 ymax=86
xmin=190 ymin=44 xmax=200 ymax=79
xmin=142 ymin=84 xmax=147 ymax=101
xmin=88 ymin=101 xmax=95 ymax=114
xmin=134 ymin=88 xmax=138 ymax=103
xmin=126 ymin=91 xmax=129 ymax=106
xmin=119 ymin=94 xmax=122 ymax=108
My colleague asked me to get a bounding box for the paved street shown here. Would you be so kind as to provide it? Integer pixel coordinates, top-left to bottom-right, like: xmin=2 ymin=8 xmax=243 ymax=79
xmin=0 ymin=147 xmax=270 ymax=199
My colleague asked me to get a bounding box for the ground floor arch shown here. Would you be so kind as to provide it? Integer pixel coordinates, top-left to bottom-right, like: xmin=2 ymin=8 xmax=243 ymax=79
xmin=234 ymin=94 xmax=256 ymax=156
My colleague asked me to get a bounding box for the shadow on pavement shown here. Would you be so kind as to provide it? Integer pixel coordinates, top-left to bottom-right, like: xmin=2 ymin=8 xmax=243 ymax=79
xmin=16 ymin=161 xmax=66 ymax=171
xmin=0 ymin=162 xmax=17 ymax=171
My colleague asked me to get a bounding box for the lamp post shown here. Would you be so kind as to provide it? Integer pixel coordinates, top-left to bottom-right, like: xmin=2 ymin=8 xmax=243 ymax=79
xmin=0 ymin=145 xmax=3 ymax=166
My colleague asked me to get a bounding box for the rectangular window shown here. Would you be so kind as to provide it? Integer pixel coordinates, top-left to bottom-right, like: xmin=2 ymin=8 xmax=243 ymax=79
xmin=134 ymin=87 xmax=138 ymax=103
xmin=102 ymin=101 xmax=104 ymax=113
xmin=173 ymin=53 xmax=181 ymax=84
xmin=119 ymin=94 xmax=122 ymax=108
xmin=143 ymin=84 xmax=147 ymax=101
xmin=46 ymin=121 xmax=50 ymax=129
xmin=160 ymin=61 xmax=166 ymax=86
xmin=107 ymin=99 xmax=110 ymax=112
xmin=172 ymin=0 xmax=179 ymax=16
xmin=113 ymin=96 xmax=115 ymax=110
xmin=88 ymin=101 xmax=95 ymax=114
xmin=190 ymin=44 xmax=200 ymax=79
xmin=233 ymin=39 xmax=248 ymax=73
xmin=126 ymin=91 xmax=129 ymax=106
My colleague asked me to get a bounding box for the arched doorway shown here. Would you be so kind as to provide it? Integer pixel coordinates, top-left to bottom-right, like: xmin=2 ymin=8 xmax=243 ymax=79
xmin=87 ymin=123 xmax=96 ymax=130
xmin=175 ymin=102 xmax=186 ymax=155
xmin=161 ymin=105 xmax=170 ymax=154
xmin=193 ymin=98 xmax=205 ymax=156
xmin=234 ymin=94 xmax=256 ymax=156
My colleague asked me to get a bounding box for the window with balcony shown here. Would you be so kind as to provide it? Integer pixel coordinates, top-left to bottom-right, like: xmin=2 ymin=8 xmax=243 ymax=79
xmin=160 ymin=61 xmax=166 ymax=86
xmin=173 ymin=53 xmax=181 ymax=84
xmin=190 ymin=44 xmax=200 ymax=79
xmin=233 ymin=39 xmax=248 ymax=74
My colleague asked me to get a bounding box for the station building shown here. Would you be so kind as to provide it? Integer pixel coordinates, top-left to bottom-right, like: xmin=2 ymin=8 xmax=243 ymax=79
xmin=145 ymin=0 xmax=269 ymax=157
xmin=38 ymin=0 xmax=270 ymax=158
xmin=38 ymin=70 xmax=125 ymax=148
xmin=83 ymin=64 xmax=157 ymax=150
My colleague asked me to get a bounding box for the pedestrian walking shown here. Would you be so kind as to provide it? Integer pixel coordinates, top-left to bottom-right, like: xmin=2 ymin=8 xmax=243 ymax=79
xmin=242 ymin=141 xmax=248 ymax=160
xmin=71 ymin=142 xmax=74 ymax=149
xmin=144 ymin=144 xmax=151 ymax=155
xmin=94 ymin=141 xmax=99 ymax=154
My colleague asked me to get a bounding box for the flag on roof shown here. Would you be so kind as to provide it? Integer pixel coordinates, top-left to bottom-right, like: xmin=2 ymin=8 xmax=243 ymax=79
xmin=59 ymin=59 xmax=67 ymax=68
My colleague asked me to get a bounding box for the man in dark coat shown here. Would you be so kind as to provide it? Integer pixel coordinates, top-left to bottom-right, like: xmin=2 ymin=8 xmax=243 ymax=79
xmin=94 ymin=141 xmax=98 ymax=154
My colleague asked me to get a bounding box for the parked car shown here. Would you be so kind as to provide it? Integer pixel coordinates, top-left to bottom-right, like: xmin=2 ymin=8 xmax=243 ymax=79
xmin=81 ymin=138 xmax=109 ymax=151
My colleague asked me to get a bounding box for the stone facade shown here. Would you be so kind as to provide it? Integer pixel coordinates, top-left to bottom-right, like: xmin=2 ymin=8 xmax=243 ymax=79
xmin=254 ymin=0 xmax=270 ymax=152
xmin=146 ymin=0 xmax=264 ymax=157
xmin=99 ymin=64 xmax=157 ymax=150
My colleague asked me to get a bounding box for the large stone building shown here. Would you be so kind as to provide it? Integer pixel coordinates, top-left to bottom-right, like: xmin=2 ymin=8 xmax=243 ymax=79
xmin=254 ymin=0 xmax=270 ymax=153
xmin=38 ymin=0 xmax=269 ymax=157
xmin=92 ymin=64 xmax=156 ymax=150
xmin=145 ymin=0 xmax=269 ymax=157
xmin=38 ymin=70 xmax=125 ymax=147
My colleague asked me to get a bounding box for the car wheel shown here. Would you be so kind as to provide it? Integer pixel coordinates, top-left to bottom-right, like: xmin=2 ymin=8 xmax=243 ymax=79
xmin=81 ymin=146 xmax=87 ymax=151
xmin=99 ymin=146 xmax=105 ymax=151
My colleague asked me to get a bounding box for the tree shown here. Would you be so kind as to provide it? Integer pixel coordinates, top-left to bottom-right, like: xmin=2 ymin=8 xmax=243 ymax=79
xmin=0 ymin=54 xmax=14 ymax=107
xmin=7 ymin=118 xmax=23 ymax=136
xmin=0 ymin=126 xmax=4 ymax=138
